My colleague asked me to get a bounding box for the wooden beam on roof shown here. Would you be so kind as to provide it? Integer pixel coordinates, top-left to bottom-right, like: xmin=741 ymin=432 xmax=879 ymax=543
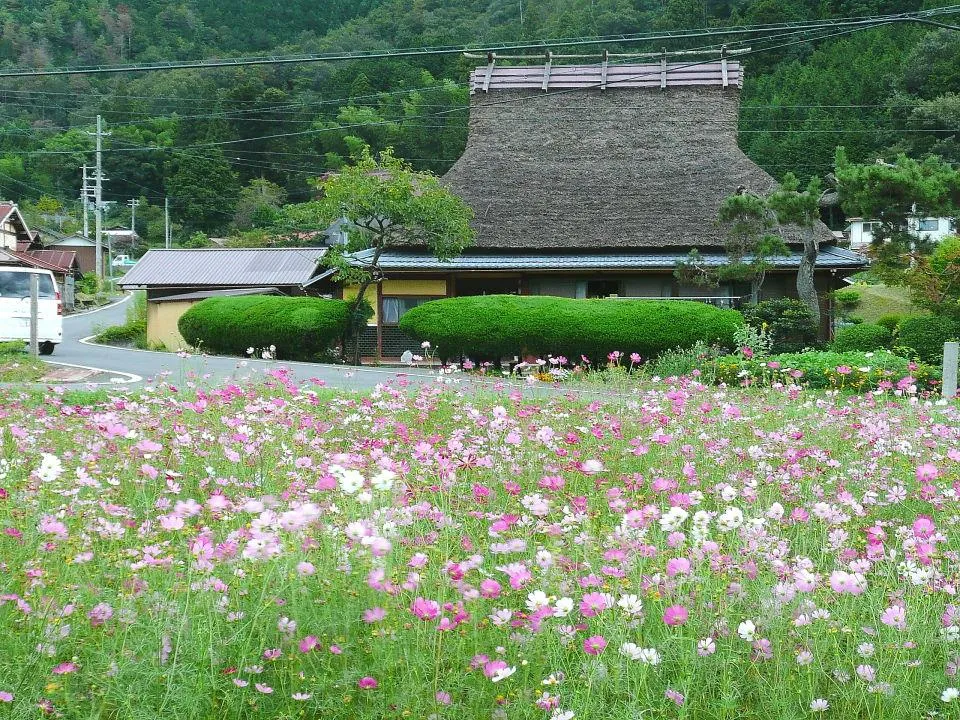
xmin=542 ymin=51 xmax=552 ymax=92
xmin=660 ymin=48 xmax=667 ymax=89
xmin=482 ymin=52 xmax=496 ymax=93
xmin=600 ymin=49 xmax=609 ymax=91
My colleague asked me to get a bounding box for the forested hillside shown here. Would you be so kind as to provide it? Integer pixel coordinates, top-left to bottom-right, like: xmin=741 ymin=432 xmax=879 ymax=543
xmin=0 ymin=0 xmax=956 ymax=241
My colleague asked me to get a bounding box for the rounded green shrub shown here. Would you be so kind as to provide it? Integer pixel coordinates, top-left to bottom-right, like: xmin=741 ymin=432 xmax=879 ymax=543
xmin=831 ymin=323 xmax=892 ymax=352
xmin=178 ymin=295 xmax=353 ymax=360
xmin=898 ymin=316 xmax=960 ymax=364
xmin=398 ymin=295 xmax=744 ymax=362
xmin=875 ymin=314 xmax=904 ymax=334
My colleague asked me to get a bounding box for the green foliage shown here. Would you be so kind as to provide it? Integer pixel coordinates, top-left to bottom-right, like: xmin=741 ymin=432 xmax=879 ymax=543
xmin=834 ymin=149 xmax=960 ymax=279
xmin=743 ymin=298 xmax=820 ymax=353
xmin=897 ymin=315 xmax=960 ymax=364
xmin=830 ymin=323 xmax=893 ymax=352
xmin=180 ymin=232 xmax=212 ymax=249
xmin=832 ymin=289 xmax=861 ymax=316
xmin=0 ymin=340 xmax=26 ymax=354
xmin=876 ymin=314 xmax=905 ymax=333
xmin=398 ymin=296 xmax=744 ymax=362
xmin=713 ymin=350 xmax=939 ymax=391
xmin=166 ymin=149 xmax=240 ymax=233
xmin=906 ymin=235 xmax=960 ymax=320
xmin=645 ymin=341 xmax=722 ymax=381
xmin=233 ymin=178 xmax=287 ymax=231
xmin=94 ymin=291 xmax=148 ymax=348
xmin=178 ymin=296 xmax=357 ymax=360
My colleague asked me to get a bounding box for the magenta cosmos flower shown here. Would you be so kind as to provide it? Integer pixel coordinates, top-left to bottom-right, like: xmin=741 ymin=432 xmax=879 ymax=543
xmin=358 ymin=676 xmax=378 ymax=690
xmin=583 ymin=635 xmax=608 ymax=655
xmin=663 ymin=605 xmax=689 ymax=626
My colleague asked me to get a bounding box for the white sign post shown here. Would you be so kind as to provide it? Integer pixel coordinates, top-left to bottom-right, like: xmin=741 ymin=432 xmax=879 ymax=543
xmin=944 ymin=341 xmax=959 ymax=400
xmin=29 ymin=272 xmax=39 ymax=357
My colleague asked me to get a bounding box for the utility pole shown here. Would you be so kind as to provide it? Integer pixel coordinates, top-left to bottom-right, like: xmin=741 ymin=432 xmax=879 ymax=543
xmin=80 ymin=165 xmax=90 ymax=239
xmin=165 ymin=197 xmax=171 ymax=249
xmin=86 ymin=115 xmax=110 ymax=285
xmin=127 ymin=198 xmax=140 ymax=250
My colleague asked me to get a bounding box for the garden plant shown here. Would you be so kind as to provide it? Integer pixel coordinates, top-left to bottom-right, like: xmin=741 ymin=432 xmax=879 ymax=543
xmin=0 ymin=368 xmax=958 ymax=719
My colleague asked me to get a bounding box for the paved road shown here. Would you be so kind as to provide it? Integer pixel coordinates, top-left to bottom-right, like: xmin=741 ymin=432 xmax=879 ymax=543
xmin=47 ymin=297 xmax=458 ymax=391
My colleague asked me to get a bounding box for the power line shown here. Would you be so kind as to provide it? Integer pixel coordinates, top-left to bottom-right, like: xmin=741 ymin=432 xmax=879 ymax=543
xmin=0 ymin=8 xmax=955 ymax=78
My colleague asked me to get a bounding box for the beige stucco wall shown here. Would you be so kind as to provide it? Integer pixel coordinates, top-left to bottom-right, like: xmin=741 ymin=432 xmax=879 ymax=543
xmin=344 ymin=279 xmax=447 ymax=325
xmin=147 ymin=300 xmax=195 ymax=350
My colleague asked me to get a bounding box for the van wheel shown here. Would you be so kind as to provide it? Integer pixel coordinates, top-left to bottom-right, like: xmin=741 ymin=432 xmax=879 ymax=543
xmin=39 ymin=342 xmax=55 ymax=356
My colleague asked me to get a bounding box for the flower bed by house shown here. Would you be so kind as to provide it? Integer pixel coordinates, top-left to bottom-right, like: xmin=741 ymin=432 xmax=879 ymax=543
xmin=0 ymin=376 xmax=958 ymax=718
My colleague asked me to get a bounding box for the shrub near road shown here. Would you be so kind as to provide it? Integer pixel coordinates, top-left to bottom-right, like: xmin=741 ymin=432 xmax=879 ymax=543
xmin=178 ymin=295 xmax=353 ymax=360
xmin=399 ymin=295 xmax=744 ymax=362
xmin=0 ymin=377 xmax=959 ymax=718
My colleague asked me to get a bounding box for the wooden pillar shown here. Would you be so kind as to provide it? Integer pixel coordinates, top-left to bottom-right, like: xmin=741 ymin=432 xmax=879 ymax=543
xmin=376 ymin=282 xmax=383 ymax=360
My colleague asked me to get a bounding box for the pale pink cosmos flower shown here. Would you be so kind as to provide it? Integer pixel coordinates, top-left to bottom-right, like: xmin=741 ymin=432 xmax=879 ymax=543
xmin=881 ymin=605 xmax=906 ymax=631
xmin=51 ymin=662 xmax=76 ymax=675
xmin=0 ymin=691 xmax=12 ymax=702
xmin=663 ymin=605 xmax=689 ymax=626
xmin=255 ymin=683 xmax=273 ymax=694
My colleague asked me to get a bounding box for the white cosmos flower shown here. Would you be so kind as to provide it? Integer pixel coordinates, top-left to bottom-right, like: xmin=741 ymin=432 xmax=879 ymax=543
xmin=942 ymin=688 xmax=959 ymax=702
xmin=617 ymin=594 xmax=644 ymax=616
xmin=491 ymin=666 xmax=517 ymax=682
xmin=738 ymin=619 xmax=756 ymax=641
xmin=337 ymin=469 xmax=365 ymax=494
xmin=526 ymin=591 xmax=551 ymax=612
xmin=371 ymin=469 xmax=396 ymax=491
xmin=553 ymin=597 xmax=574 ymax=617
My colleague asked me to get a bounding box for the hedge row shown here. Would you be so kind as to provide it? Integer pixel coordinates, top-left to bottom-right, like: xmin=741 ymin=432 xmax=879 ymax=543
xmin=178 ymin=295 xmax=352 ymax=360
xmin=898 ymin=316 xmax=960 ymax=364
xmin=830 ymin=323 xmax=892 ymax=352
xmin=713 ymin=350 xmax=940 ymax=391
xmin=398 ymin=295 xmax=744 ymax=362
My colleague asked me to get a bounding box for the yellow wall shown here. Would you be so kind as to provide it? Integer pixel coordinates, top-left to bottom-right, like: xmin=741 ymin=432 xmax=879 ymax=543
xmin=147 ymin=300 xmax=195 ymax=350
xmin=344 ymin=279 xmax=447 ymax=325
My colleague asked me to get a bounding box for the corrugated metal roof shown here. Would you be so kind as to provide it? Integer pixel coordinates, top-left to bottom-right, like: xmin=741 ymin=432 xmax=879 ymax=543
xmin=118 ymin=248 xmax=328 ymax=288
xmin=471 ymin=62 xmax=742 ymax=93
xmin=349 ymin=246 xmax=867 ymax=272
xmin=13 ymin=250 xmax=80 ymax=275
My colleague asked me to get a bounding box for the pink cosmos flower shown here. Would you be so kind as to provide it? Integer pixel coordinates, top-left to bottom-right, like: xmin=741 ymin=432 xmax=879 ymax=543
xmin=881 ymin=605 xmax=907 ymax=631
xmin=583 ymin=635 xmax=607 ymax=655
xmin=255 ymin=683 xmax=273 ymax=694
xmin=411 ymin=597 xmax=440 ymax=621
xmin=357 ymin=676 xmax=378 ymax=690
xmin=479 ymin=579 xmax=502 ymax=599
xmin=435 ymin=691 xmax=452 ymax=705
xmin=298 ymin=636 xmax=319 ymax=653
xmin=51 ymin=662 xmax=76 ymax=675
xmin=579 ymin=592 xmax=608 ymax=617
xmin=836 ymin=365 xmax=852 ymax=375
xmin=917 ymin=463 xmax=939 ymax=483
xmin=666 ymin=558 xmax=691 ymax=577
xmin=913 ymin=516 xmax=936 ymax=539
xmin=0 ymin=691 xmax=12 ymax=702
xmin=364 ymin=607 xmax=386 ymax=623
xmin=663 ymin=605 xmax=689 ymax=626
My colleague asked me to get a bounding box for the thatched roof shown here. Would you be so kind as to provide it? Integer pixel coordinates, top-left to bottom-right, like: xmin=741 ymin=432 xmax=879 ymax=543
xmin=442 ymin=63 xmax=834 ymax=250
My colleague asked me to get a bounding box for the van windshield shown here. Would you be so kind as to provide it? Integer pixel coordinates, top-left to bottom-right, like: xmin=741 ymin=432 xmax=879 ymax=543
xmin=0 ymin=272 xmax=56 ymax=298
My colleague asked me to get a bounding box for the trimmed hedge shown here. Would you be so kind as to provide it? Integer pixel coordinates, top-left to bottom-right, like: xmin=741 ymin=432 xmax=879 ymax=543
xmin=398 ymin=295 xmax=744 ymax=362
xmin=178 ymin=295 xmax=352 ymax=360
xmin=830 ymin=323 xmax=892 ymax=352
xmin=898 ymin=316 xmax=960 ymax=364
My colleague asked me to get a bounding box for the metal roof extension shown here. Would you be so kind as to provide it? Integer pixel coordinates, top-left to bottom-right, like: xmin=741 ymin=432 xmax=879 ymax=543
xmin=117 ymin=248 xmax=328 ymax=289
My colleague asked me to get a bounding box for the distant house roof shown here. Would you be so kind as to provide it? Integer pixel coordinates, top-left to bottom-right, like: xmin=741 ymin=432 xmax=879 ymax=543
xmin=0 ymin=203 xmax=33 ymax=245
xmin=12 ymin=250 xmax=82 ymax=276
xmin=45 ymin=234 xmax=96 ymax=247
xmin=348 ymin=246 xmax=867 ymax=272
xmin=442 ymin=62 xmax=835 ymax=251
xmin=118 ymin=248 xmax=329 ymax=289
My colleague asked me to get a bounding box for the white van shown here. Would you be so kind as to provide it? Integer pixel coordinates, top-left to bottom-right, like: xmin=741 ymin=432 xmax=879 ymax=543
xmin=0 ymin=267 xmax=63 ymax=355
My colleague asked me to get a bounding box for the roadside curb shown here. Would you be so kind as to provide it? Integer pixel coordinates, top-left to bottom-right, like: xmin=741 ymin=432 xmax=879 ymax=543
xmin=43 ymin=360 xmax=142 ymax=385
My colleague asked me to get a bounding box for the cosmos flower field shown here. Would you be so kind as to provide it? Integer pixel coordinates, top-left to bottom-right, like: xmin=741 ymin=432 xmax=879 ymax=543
xmin=1 ymin=372 xmax=959 ymax=719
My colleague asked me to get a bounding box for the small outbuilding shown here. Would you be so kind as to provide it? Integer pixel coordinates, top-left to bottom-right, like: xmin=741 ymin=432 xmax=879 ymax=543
xmin=117 ymin=248 xmax=333 ymax=349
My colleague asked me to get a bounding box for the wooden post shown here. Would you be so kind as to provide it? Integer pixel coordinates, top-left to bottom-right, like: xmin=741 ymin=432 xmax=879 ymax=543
xmin=29 ymin=272 xmax=39 ymax=357
xmin=943 ymin=341 xmax=959 ymax=400
xmin=376 ymin=282 xmax=383 ymax=361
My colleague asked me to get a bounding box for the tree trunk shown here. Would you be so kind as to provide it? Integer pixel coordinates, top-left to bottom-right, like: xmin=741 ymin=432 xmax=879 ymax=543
xmin=347 ymin=244 xmax=384 ymax=366
xmin=797 ymin=232 xmax=821 ymax=329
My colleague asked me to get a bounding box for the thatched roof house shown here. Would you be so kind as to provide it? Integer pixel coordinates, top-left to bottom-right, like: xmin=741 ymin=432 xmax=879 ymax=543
xmin=341 ymin=60 xmax=864 ymax=358
xmin=442 ymin=61 xmax=835 ymax=250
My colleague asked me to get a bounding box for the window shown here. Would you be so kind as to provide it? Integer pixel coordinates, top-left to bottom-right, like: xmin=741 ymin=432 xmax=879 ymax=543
xmin=862 ymin=222 xmax=879 ymax=234
xmin=0 ymin=271 xmax=55 ymax=298
xmin=918 ymin=219 xmax=939 ymax=232
xmin=585 ymin=280 xmax=621 ymax=298
xmin=381 ymin=296 xmax=433 ymax=324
